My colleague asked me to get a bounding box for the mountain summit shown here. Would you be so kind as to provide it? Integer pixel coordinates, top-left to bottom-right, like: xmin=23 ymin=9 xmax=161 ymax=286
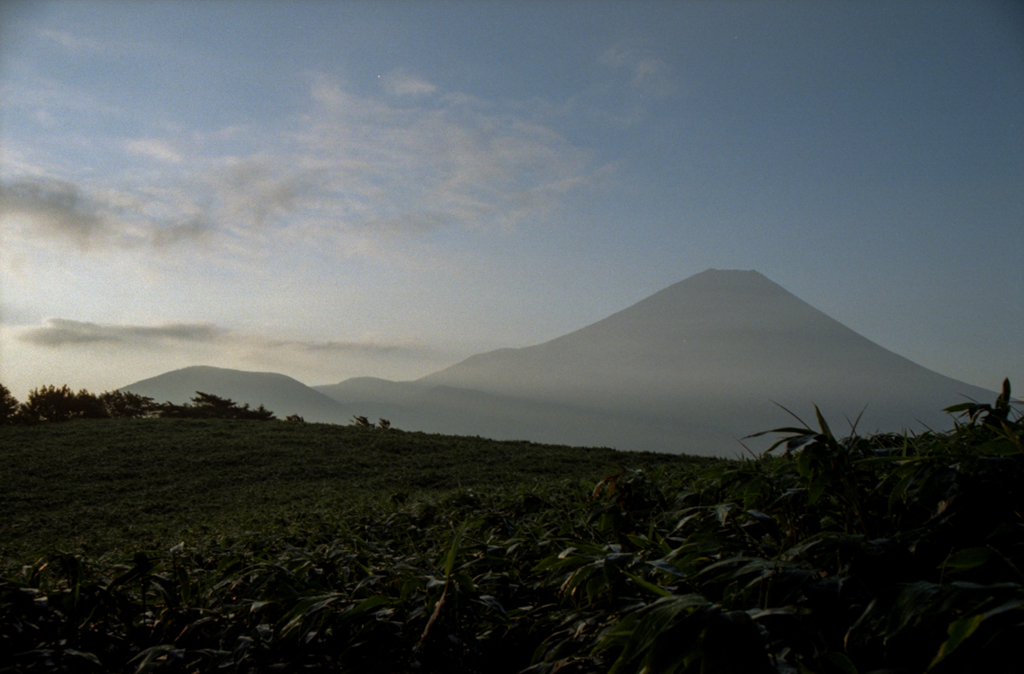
xmin=407 ymin=269 xmax=994 ymax=454
xmin=420 ymin=269 xmax=965 ymax=407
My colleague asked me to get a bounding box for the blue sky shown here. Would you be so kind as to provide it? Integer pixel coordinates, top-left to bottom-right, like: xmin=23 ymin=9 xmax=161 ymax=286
xmin=1 ymin=0 xmax=1021 ymax=401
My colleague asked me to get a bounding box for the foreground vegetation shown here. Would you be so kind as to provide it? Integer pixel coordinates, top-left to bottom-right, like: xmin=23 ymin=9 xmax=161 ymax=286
xmin=1 ymin=382 xmax=1021 ymax=673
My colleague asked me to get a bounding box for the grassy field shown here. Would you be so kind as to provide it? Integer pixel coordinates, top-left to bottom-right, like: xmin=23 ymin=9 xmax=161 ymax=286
xmin=1 ymin=389 xmax=1022 ymax=673
xmin=0 ymin=418 xmax=707 ymax=565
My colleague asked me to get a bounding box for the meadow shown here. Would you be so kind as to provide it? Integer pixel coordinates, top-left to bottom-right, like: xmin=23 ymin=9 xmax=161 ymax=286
xmin=1 ymin=384 xmax=1021 ymax=673
xmin=0 ymin=418 xmax=703 ymax=563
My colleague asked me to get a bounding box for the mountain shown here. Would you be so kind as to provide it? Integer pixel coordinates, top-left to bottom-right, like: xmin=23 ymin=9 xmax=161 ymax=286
xmin=419 ymin=269 xmax=993 ymax=414
xmin=123 ymin=271 xmax=998 ymax=456
xmin=121 ymin=366 xmax=350 ymax=423
xmin=319 ymin=269 xmax=996 ymax=455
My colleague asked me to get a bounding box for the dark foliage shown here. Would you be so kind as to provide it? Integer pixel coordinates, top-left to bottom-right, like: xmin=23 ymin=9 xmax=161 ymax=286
xmin=99 ymin=390 xmax=160 ymax=419
xmin=153 ymin=391 xmax=277 ymax=421
xmin=0 ymin=382 xmax=1019 ymax=673
xmin=19 ymin=385 xmax=109 ymax=422
xmin=0 ymin=384 xmax=19 ymax=425
xmin=1 ymin=383 xmax=278 ymax=424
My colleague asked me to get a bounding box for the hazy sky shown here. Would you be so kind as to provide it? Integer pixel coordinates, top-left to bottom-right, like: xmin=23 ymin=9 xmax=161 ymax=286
xmin=1 ymin=0 xmax=1021 ymax=401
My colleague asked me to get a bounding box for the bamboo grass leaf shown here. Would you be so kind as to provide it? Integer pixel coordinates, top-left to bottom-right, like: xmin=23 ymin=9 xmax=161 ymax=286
xmin=130 ymin=645 xmax=176 ymax=674
xmin=624 ymin=571 xmax=673 ymax=598
xmin=444 ymin=521 xmax=470 ymax=579
xmin=475 ymin=594 xmax=509 ymax=618
xmin=63 ymin=649 xmax=102 ymax=666
xmin=648 ymin=559 xmax=688 ymax=578
xmin=343 ymin=594 xmax=391 ymax=620
xmin=279 ymin=593 xmax=344 ymax=636
xmin=813 ymin=405 xmax=836 ymax=446
xmin=928 ymin=613 xmax=985 ymax=670
xmin=820 ymin=651 xmax=858 ymax=674
xmin=598 ymin=595 xmax=710 ymax=674
xmin=941 ymin=547 xmax=995 ymax=573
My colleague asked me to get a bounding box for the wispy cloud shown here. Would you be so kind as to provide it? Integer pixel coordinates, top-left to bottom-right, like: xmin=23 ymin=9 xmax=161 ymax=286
xmin=38 ymin=28 xmax=106 ymax=54
xmin=20 ymin=319 xmax=223 ymax=347
xmin=295 ymin=74 xmax=595 ymax=237
xmin=3 ymin=70 xmax=597 ymax=262
xmin=206 ymin=159 xmax=322 ymax=233
xmin=599 ymin=44 xmax=678 ymax=99
xmin=124 ymin=139 xmax=182 ymax=164
xmin=36 ymin=26 xmax=172 ymax=62
xmin=381 ymin=70 xmax=438 ymax=97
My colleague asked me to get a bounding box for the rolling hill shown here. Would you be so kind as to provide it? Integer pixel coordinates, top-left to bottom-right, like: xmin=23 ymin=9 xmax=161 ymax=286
xmin=121 ymin=365 xmax=350 ymax=423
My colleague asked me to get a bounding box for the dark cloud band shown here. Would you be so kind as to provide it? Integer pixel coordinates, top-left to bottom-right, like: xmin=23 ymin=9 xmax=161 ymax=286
xmin=20 ymin=319 xmax=223 ymax=347
xmin=263 ymin=339 xmax=399 ymax=355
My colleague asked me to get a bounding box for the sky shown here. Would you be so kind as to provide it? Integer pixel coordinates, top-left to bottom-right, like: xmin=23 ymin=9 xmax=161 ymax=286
xmin=1 ymin=0 xmax=1021 ymax=402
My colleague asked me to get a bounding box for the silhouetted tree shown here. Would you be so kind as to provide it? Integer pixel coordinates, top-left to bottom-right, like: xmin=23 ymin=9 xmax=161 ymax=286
xmin=100 ymin=390 xmax=159 ymax=418
xmin=0 ymin=384 xmax=19 ymax=425
xmin=73 ymin=388 xmax=108 ymax=419
xmin=242 ymin=404 xmax=276 ymax=421
xmin=191 ymin=391 xmax=240 ymax=417
xmin=157 ymin=391 xmax=276 ymax=420
xmin=20 ymin=385 xmax=108 ymax=422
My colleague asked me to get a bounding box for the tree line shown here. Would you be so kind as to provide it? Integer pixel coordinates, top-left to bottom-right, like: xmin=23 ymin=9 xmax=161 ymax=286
xmin=0 ymin=383 xmax=293 ymax=424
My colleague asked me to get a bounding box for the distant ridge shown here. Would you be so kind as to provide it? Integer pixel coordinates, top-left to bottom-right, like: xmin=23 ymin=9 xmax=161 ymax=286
xmin=121 ymin=366 xmax=349 ymax=423
xmin=124 ymin=271 xmax=997 ymax=456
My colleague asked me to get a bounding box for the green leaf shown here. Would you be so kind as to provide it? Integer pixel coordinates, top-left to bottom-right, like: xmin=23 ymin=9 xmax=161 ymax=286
xmin=343 ymin=594 xmax=391 ymax=620
xmin=279 ymin=593 xmax=344 ymax=636
xmin=820 ymin=651 xmax=858 ymax=674
xmin=942 ymin=547 xmax=995 ymax=572
xmin=977 ymin=439 xmax=1020 ymax=456
xmin=130 ymin=645 xmax=176 ymax=674
xmin=601 ymin=595 xmax=710 ymax=674
xmin=887 ymin=466 xmax=919 ymax=514
xmin=444 ymin=521 xmax=469 ymax=579
xmin=64 ymin=649 xmax=102 ymax=666
xmin=624 ymin=571 xmax=673 ymax=598
xmin=715 ymin=503 xmax=735 ymax=525
xmin=797 ymin=448 xmax=815 ymax=479
xmin=814 ymin=405 xmax=836 ymax=445
xmin=648 ymin=559 xmax=687 ymax=578
xmin=808 ymin=478 xmax=827 ymax=505
xmin=886 ymin=581 xmax=941 ymax=641
xmin=475 ymin=594 xmax=508 ymax=618
xmin=928 ymin=613 xmax=985 ymax=669
xmin=983 ymin=598 xmax=1024 ymax=619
